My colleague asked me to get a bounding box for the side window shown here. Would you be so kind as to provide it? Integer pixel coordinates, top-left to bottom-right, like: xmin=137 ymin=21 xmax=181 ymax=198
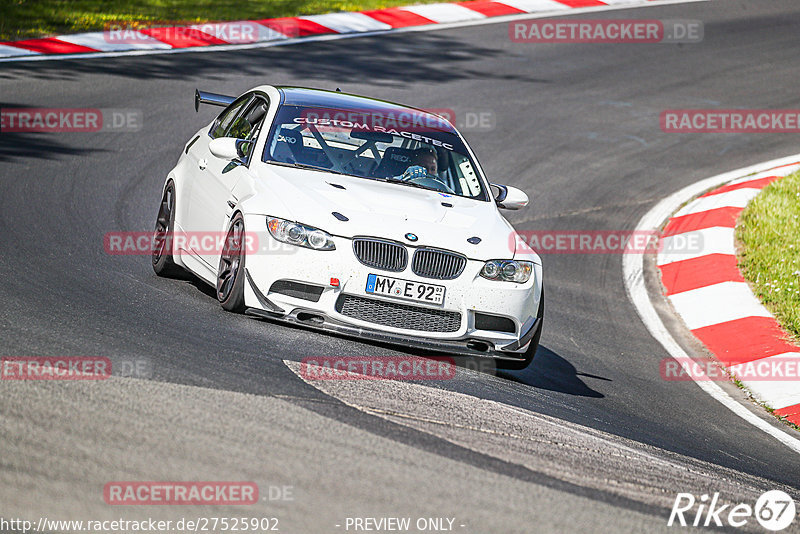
xmin=453 ymin=153 xmax=481 ymax=197
xmin=210 ymin=96 xmax=250 ymax=139
xmin=234 ymin=97 xmax=270 ymax=163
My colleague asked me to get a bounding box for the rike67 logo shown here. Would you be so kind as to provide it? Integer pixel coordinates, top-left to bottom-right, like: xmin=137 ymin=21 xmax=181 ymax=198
xmin=668 ymin=490 xmax=796 ymax=531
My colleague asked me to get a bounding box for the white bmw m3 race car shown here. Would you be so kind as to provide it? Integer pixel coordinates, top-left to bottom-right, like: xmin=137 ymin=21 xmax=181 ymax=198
xmin=153 ymin=86 xmax=543 ymax=369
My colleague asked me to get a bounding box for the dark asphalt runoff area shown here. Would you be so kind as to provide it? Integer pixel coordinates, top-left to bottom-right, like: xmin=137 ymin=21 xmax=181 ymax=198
xmin=1 ymin=1 xmax=799 ymax=532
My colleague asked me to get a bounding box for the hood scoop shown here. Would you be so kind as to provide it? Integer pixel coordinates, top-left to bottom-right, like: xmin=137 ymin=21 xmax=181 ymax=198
xmin=332 ymin=212 xmax=349 ymax=221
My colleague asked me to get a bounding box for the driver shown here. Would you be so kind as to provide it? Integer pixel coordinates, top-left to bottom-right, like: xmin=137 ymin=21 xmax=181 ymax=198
xmin=398 ymin=147 xmax=439 ymax=181
xmin=413 ymin=147 xmax=438 ymax=176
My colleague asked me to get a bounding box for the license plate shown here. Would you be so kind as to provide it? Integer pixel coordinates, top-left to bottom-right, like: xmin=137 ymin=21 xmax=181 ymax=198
xmin=365 ymin=274 xmax=445 ymax=305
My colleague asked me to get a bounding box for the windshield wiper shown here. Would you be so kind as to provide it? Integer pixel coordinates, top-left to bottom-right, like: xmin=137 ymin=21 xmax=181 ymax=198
xmin=267 ymin=161 xmax=345 ymax=175
xmin=379 ymin=176 xmax=442 ymax=193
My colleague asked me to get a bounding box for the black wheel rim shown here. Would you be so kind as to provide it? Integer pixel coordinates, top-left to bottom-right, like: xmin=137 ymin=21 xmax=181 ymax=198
xmin=217 ymin=219 xmax=244 ymax=301
xmin=152 ymin=186 xmax=174 ymax=265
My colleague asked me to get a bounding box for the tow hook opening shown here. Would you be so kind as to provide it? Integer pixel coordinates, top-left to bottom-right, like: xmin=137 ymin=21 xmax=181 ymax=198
xmin=296 ymin=312 xmax=325 ymax=325
xmin=466 ymin=340 xmax=490 ymax=352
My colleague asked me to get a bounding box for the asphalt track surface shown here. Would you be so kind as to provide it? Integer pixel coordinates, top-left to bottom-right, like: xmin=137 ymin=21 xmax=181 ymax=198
xmin=2 ymin=1 xmax=800 ymax=532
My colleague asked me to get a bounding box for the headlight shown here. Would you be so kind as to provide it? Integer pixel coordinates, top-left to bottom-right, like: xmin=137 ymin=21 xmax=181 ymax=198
xmin=266 ymin=216 xmax=336 ymax=251
xmin=480 ymin=260 xmax=533 ymax=283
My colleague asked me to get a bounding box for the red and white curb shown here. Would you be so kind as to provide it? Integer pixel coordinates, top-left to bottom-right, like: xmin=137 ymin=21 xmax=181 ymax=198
xmin=0 ymin=0 xmax=700 ymax=61
xmin=657 ymin=163 xmax=800 ymax=426
xmin=624 ymin=154 xmax=800 ymax=454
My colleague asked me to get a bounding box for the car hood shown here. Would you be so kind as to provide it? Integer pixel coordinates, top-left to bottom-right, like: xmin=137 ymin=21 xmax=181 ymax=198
xmin=249 ymin=164 xmax=528 ymax=261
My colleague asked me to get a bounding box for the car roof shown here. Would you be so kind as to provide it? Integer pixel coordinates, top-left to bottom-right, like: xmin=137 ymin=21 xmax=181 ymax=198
xmin=272 ymin=86 xmax=457 ymax=134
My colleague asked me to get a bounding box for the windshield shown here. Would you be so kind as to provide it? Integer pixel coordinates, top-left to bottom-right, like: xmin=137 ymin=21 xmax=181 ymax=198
xmin=262 ymin=104 xmax=489 ymax=200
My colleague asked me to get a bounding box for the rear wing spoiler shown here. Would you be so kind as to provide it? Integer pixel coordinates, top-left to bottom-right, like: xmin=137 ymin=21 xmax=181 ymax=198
xmin=194 ymin=89 xmax=235 ymax=112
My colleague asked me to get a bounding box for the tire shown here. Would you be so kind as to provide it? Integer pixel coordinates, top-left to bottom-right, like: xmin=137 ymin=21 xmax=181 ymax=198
xmin=152 ymin=181 xmax=184 ymax=278
xmin=496 ymin=287 xmax=544 ymax=371
xmin=216 ymin=213 xmax=247 ymax=313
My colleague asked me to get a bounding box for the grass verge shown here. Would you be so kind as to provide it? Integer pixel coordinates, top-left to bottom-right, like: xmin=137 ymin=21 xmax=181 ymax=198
xmin=0 ymin=0 xmax=441 ymax=41
xmin=736 ymin=170 xmax=800 ymax=343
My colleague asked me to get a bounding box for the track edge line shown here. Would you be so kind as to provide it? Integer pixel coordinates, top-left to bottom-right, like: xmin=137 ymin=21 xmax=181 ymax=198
xmin=622 ymin=153 xmax=800 ymax=455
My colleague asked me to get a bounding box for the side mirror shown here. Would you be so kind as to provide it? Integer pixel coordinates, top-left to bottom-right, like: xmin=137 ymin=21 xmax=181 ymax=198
xmin=491 ymin=184 xmax=529 ymax=210
xmin=209 ymin=137 xmax=251 ymax=160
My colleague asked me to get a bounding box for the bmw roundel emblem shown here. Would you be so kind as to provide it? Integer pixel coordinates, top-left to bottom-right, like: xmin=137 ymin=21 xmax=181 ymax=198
xmin=405 ymin=233 xmax=418 ymax=242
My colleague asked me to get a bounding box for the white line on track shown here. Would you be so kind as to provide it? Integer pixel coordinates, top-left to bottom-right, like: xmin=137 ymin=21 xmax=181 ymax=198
xmin=623 ymin=153 xmax=800 ymax=455
xmin=0 ymin=0 xmax=707 ymax=63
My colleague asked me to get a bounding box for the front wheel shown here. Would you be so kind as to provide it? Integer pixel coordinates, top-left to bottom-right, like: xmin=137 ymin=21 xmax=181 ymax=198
xmin=216 ymin=213 xmax=247 ymax=313
xmin=152 ymin=181 xmax=183 ymax=277
xmin=496 ymin=288 xmax=544 ymax=371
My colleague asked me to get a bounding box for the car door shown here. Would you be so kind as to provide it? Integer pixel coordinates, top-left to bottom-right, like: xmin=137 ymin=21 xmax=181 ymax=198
xmin=183 ymin=93 xmax=269 ymax=276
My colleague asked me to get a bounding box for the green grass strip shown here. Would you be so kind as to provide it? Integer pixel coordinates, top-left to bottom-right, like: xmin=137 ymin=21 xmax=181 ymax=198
xmin=737 ymin=170 xmax=800 ymax=343
xmin=0 ymin=0 xmax=441 ymax=41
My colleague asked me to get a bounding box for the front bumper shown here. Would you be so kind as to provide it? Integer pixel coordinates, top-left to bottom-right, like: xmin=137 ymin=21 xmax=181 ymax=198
xmin=245 ymin=299 xmax=542 ymax=360
xmin=241 ymin=214 xmax=543 ymax=359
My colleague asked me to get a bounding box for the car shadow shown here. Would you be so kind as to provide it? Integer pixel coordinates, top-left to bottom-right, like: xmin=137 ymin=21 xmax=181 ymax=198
xmin=497 ymin=345 xmax=607 ymax=398
xmin=443 ymin=345 xmax=606 ymax=398
xmin=238 ymin=304 xmax=605 ymax=398
xmin=185 ymin=274 xmax=217 ymax=298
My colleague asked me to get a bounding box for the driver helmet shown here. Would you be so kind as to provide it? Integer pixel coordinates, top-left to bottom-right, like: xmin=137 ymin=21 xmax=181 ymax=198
xmin=411 ymin=147 xmax=438 ymax=176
